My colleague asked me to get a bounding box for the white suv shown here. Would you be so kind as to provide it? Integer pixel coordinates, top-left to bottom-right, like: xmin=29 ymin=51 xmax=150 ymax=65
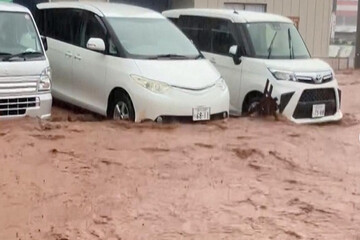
xmin=164 ymin=9 xmax=342 ymax=124
xmin=0 ymin=2 xmax=52 ymax=119
xmin=36 ymin=2 xmax=229 ymax=122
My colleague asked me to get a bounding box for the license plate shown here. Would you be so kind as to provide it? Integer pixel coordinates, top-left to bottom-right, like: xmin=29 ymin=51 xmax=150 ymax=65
xmin=312 ymin=104 xmax=326 ymax=118
xmin=193 ymin=107 xmax=211 ymax=121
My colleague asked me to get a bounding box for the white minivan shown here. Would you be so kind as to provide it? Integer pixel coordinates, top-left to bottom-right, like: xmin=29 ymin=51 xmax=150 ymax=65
xmin=0 ymin=2 xmax=52 ymax=119
xmin=163 ymin=9 xmax=343 ymax=124
xmin=36 ymin=2 xmax=229 ymax=122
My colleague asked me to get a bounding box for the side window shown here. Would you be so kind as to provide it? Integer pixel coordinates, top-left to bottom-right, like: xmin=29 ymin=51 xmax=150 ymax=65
xmin=211 ymin=19 xmax=237 ymax=56
xmin=71 ymin=10 xmax=85 ymax=47
xmin=35 ymin=9 xmax=44 ymax=35
xmin=178 ymin=16 xmax=211 ymax=52
xmin=108 ymin=38 xmax=118 ymax=55
xmin=43 ymin=9 xmax=56 ymax=39
xmin=43 ymin=9 xmax=83 ymax=46
xmin=82 ymin=13 xmax=106 ymax=48
xmin=51 ymin=9 xmax=72 ymax=43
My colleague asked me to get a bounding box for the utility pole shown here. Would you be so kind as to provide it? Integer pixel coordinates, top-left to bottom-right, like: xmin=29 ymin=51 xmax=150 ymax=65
xmin=355 ymin=0 xmax=360 ymax=68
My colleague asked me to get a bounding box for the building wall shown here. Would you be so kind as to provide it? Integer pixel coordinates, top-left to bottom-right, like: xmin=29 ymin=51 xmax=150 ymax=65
xmin=187 ymin=0 xmax=333 ymax=58
xmin=172 ymin=0 xmax=195 ymax=8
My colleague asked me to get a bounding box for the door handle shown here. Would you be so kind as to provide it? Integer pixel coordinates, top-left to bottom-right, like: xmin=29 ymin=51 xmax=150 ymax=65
xmin=209 ymin=58 xmax=216 ymax=64
xmin=65 ymin=51 xmax=72 ymax=58
xmin=74 ymin=55 xmax=82 ymax=60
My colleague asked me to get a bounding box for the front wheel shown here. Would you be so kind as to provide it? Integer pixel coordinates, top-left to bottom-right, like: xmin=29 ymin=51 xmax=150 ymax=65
xmin=247 ymin=97 xmax=261 ymax=114
xmin=110 ymin=92 xmax=135 ymax=121
xmin=243 ymin=96 xmax=261 ymax=116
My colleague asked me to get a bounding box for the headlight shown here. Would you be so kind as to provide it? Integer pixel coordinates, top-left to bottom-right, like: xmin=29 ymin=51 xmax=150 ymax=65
xmin=131 ymin=75 xmax=170 ymax=94
xmin=269 ymin=69 xmax=296 ymax=81
xmin=39 ymin=67 xmax=51 ymax=92
xmin=216 ymin=78 xmax=227 ymax=91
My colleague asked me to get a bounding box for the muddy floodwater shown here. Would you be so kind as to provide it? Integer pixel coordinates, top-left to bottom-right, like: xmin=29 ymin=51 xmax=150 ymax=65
xmin=1 ymin=71 xmax=360 ymax=240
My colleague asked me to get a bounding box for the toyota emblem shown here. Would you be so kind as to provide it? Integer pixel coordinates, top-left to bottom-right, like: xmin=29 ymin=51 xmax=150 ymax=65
xmin=314 ymin=74 xmax=323 ymax=84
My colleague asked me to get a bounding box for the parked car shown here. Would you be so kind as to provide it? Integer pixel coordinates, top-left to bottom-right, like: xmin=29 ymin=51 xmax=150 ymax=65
xmin=0 ymin=2 xmax=52 ymax=119
xmin=163 ymin=9 xmax=343 ymax=124
xmin=36 ymin=2 xmax=229 ymax=122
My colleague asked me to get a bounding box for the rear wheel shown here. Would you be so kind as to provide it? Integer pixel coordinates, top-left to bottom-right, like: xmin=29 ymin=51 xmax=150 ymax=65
xmin=109 ymin=92 xmax=135 ymax=121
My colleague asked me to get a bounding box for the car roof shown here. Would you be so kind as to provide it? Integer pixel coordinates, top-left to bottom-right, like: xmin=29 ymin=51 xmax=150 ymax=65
xmin=163 ymin=9 xmax=293 ymax=24
xmin=37 ymin=1 xmax=164 ymax=19
xmin=0 ymin=2 xmax=31 ymax=14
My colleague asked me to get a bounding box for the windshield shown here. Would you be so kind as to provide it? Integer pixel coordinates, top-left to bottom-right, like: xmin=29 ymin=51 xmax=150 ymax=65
xmin=108 ymin=18 xmax=201 ymax=59
xmin=0 ymin=12 xmax=43 ymax=61
xmin=245 ymin=22 xmax=310 ymax=59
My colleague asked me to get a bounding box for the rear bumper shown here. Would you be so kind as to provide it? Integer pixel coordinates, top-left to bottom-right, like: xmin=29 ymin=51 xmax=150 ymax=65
xmin=0 ymin=93 xmax=52 ymax=120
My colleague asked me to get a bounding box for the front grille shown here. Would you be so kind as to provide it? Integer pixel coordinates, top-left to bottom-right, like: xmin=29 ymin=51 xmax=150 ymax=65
xmin=295 ymin=72 xmax=333 ymax=84
xmin=293 ymin=88 xmax=337 ymax=119
xmin=299 ymin=88 xmax=336 ymax=102
xmin=0 ymin=97 xmax=39 ymax=117
xmin=0 ymin=77 xmax=38 ymax=95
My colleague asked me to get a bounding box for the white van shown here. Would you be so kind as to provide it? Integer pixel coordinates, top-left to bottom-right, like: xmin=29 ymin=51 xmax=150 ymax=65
xmin=163 ymin=9 xmax=343 ymax=124
xmin=36 ymin=2 xmax=229 ymax=122
xmin=0 ymin=3 xmax=52 ymax=119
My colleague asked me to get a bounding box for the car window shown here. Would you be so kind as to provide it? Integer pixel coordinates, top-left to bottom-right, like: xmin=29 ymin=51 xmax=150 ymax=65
xmin=0 ymin=11 xmax=43 ymax=57
xmin=108 ymin=17 xmax=199 ymax=58
xmin=109 ymin=38 xmax=118 ymax=55
xmin=82 ymin=13 xmax=106 ymax=49
xmin=168 ymin=17 xmax=178 ymax=25
xmin=245 ymin=22 xmax=310 ymax=59
xmin=35 ymin=9 xmax=44 ymax=35
xmin=178 ymin=16 xmax=211 ymax=52
xmin=42 ymin=8 xmax=83 ymax=46
xmin=211 ymin=19 xmax=237 ymax=56
xmin=71 ymin=10 xmax=85 ymax=47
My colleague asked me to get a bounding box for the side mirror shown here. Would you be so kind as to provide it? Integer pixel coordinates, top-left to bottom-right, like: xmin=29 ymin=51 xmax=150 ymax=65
xmin=229 ymin=45 xmax=242 ymax=65
xmin=229 ymin=45 xmax=238 ymax=56
xmin=86 ymin=38 xmax=106 ymax=52
xmin=41 ymin=36 xmax=48 ymax=51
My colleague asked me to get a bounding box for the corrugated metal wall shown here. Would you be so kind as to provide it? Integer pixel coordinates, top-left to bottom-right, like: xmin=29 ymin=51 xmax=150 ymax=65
xmin=192 ymin=0 xmax=333 ymax=58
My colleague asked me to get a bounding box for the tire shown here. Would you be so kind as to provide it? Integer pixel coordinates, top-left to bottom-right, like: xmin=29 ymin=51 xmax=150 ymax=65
xmin=243 ymin=95 xmax=262 ymax=116
xmin=109 ymin=91 xmax=135 ymax=121
xmin=247 ymin=97 xmax=261 ymax=114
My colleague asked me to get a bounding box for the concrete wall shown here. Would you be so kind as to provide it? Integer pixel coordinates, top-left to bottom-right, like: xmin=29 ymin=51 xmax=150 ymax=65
xmin=182 ymin=0 xmax=333 ymax=58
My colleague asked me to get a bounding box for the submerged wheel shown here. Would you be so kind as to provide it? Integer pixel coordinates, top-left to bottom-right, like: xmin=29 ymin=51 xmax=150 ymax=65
xmin=243 ymin=95 xmax=262 ymax=116
xmin=247 ymin=97 xmax=261 ymax=113
xmin=109 ymin=91 xmax=135 ymax=121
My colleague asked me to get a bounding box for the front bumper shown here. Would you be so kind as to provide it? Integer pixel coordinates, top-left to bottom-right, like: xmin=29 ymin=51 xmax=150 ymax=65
xmin=131 ymin=85 xmax=230 ymax=122
xmin=0 ymin=93 xmax=52 ymax=120
xmin=273 ymin=80 xmax=342 ymax=124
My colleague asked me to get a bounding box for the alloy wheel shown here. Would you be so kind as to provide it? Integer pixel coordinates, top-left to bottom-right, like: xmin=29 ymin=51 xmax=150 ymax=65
xmin=113 ymin=101 xmax=130 ymax=120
